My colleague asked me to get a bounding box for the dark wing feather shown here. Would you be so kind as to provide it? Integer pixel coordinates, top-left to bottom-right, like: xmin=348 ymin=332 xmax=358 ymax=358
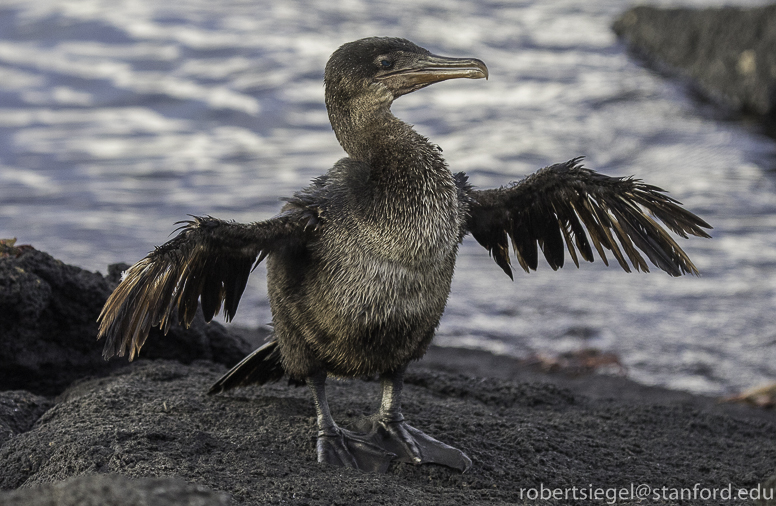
xmin=98 ymin=208 xmax=314 ymax=362
xmin=464 ymin=158 xmax=711 ymax=278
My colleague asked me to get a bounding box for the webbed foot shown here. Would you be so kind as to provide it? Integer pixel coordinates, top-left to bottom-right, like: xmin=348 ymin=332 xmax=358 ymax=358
xmin=316 ymin=427 xmax=396 ymax=473
xmin=350 ymin=417 xmax=472 ymax=472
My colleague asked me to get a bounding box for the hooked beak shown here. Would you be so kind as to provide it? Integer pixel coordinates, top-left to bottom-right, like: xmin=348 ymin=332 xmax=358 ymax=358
xmin=377 ymin=53 xmax=488 ymax=97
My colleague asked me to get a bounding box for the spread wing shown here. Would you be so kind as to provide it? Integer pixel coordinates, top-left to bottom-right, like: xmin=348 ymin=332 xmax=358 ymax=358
xmin=463 ymin=158 xmax=711 ymax=279
xmin=98 ymin=205 xmax=318 ymax=361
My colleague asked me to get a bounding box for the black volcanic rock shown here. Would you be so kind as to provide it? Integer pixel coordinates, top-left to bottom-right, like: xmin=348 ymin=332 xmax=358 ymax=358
xmin=0 ymin=474 xmax=230 ymax=506
xmin=0 ymin=360 xmax=775 ymax=505
xmin=613 ymin=4 xmax=776 ymax=119
xmin=0 ymin=250 xmax=253 ymax=396
xmin=1 ymin=251 xmax=775 ymax=504
xmin=0 ymin=390 xmax=53 ymax=447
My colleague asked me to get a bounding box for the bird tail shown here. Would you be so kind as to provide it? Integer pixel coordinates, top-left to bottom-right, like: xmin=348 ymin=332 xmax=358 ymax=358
xmin=207 ymin=339 xmax=286 ymax=394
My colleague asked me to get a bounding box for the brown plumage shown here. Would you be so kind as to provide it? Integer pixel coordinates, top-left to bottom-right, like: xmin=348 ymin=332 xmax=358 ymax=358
xmin=98 ymin=37 xmax=711 ymax=473
xmin=98 ymin=213 xmax=313 ymax=361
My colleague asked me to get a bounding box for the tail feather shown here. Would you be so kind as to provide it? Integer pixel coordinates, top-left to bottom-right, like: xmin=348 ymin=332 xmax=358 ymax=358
xmin=207 ymin=339 xmax=285 ymax=394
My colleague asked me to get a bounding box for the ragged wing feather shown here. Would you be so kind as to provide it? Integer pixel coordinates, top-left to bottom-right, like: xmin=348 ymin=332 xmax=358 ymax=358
xmin=464 ymin=158 xmax=711 ymax=279
xmin=98 ymin=211 xmax=312 ymax=361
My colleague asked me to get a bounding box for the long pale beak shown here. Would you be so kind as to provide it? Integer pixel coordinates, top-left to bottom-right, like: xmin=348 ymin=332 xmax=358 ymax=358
xmin=377 ymin=54 xmax=488 ymax=96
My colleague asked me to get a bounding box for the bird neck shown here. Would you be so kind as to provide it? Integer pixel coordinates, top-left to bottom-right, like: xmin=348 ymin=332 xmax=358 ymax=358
xmin=326 ymin=84 xmax=398 ymax=161
xmin=327 ymin=93 xmax=444 ymax=179
xmin=326 ymin=91 xmax=461 ymax=259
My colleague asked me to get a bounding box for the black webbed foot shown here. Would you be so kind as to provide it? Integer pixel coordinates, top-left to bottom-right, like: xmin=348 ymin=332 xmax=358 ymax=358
xmin=308 ymin=367 xmax=471 ymax=473
xmin=316 ymin=427 xmax=396 ymax=473
xmin=350 ymin=417 xmax=472 ymax=473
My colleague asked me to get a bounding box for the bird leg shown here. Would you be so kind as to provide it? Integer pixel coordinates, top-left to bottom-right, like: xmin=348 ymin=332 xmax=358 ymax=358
xmin=307 ymin=371 xmax=395 ymax=472
xmin=350 ymin=365 xmax=473 ymax=472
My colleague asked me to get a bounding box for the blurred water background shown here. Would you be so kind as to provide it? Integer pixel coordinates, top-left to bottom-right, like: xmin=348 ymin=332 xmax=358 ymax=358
xmin=1 ymin=0 xmax=775 ymax=395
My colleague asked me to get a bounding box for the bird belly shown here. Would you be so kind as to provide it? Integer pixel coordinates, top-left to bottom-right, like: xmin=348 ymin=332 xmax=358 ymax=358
xmin=266 ymin=239 xmax=458 ymax=378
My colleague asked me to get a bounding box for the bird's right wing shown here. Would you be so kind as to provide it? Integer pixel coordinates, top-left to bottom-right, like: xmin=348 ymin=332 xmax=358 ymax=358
xmin=98 ymin=205 xmax=318 ymax=361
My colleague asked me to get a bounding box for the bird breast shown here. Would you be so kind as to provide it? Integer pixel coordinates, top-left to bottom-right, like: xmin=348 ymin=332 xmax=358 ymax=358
xmin=313 ymin=175 xmax=462 ymax=327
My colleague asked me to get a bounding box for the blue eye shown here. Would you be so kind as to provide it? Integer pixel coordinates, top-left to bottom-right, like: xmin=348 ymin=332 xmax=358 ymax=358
xmin=380 ymin=59 xmax=392 ymax=68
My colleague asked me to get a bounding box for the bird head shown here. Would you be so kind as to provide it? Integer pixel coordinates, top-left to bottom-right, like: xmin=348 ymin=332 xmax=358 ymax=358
xmin=324 ymin=37 xmax=488 ymax=111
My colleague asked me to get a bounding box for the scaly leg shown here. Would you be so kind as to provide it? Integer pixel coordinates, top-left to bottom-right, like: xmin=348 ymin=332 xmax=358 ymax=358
xmin=307 ymin=371 xmax=395 ymax=472
xmin=350 ymin=365 xmax=472 ymax=472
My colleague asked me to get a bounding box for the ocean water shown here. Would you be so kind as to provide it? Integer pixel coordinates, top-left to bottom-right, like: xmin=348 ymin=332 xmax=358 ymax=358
xmin=1 ymin=0 xmax=775 ymax=395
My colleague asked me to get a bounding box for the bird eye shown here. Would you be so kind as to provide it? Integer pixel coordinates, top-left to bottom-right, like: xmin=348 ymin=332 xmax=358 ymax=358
xmin=380 ymin=59 xmax=392 ymax=68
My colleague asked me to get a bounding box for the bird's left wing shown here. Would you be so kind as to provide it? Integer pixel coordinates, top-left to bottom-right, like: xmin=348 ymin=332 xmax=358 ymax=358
xmin=98 ymin=208 xmax=316 ymax=361
xmin=463 ymin=158 xmax=711 ymax=279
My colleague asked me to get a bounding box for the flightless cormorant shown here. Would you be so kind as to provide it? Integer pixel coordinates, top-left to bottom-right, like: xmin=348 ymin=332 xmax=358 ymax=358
xmin=98 ymin=37 xmax=711 ymax=473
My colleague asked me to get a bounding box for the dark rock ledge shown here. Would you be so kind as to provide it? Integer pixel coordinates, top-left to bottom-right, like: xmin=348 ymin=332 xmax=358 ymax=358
xmin=0 ymin=249 xmax=253 ymax=396
xmin=1 ymin=249 xmax=775 ymax=505
xmin=613 ymin=4 xmax=776 ymax=124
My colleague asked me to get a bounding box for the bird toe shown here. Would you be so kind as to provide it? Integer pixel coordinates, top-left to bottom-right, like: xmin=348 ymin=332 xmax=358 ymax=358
xmin=316 ymin=428 xmax=396 ymax=473
xmin=350 ymin=417 xmax=472 ymax=473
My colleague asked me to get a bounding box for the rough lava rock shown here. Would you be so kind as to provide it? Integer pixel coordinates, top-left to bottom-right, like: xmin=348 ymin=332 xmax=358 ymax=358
xmin=0 ymin=390 xmax=53 ymax=447
xmin=0 ymin=360 xmax=775 ymax=505
xmin=0 ymin=250 xmax=253 ymax=396
xmin=613 ymin=4 xmax=776 ymax=120
xmin=1 ymin=250 xmax=775 ymax=504
xmin=0 ymin=474 xmax=230 ymax=506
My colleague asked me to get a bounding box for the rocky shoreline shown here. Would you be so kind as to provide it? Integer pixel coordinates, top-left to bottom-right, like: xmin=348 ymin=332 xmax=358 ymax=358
xmin=1 ymin=248 xmax=775 ymax=505
xmin=3 ymin=5 xmax=776 ymax=502
xmin=613 ymin=4 xmax=776 ymax=127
